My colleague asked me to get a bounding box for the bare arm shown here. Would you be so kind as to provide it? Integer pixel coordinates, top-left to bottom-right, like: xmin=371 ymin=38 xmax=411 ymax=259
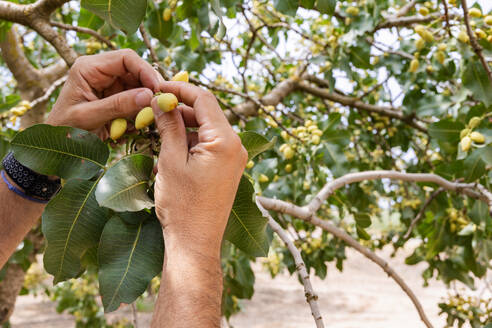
xmin=150 ymin=82 xmax=247 ymax=327
xmin=0 ymin=174 xmax=45 ymax=267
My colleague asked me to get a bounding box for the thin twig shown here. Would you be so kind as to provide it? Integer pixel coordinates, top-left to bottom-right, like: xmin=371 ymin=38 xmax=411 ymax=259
xmin=30 ymin=75 xmax=67 ymax=108
xmin=403 ymin=188 xmax=444 ymax=239
xmin=131 ymin=302 xmax=138 ymax=328
xmin=50 ymin=21 xmax=115 ymax=49
xmin=139 ymin=24 xmax=169 ymax=80
xmin=441 ymin=0 xmax=452 ymax=37
xmin=257 ymin=201 xmax=325 ymax=328
xmin=461 ymin=0 xmax=492 ymax=87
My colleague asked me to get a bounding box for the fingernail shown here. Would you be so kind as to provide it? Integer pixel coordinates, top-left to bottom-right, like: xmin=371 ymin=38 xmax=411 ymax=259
xmin=135 ymin=89 xmax=153 ymax=108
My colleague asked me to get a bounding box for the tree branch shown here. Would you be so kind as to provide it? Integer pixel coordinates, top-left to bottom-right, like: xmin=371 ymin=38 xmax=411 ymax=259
xmin=29 ymin=75 xmax=67 ymax=109
xmin=461 ymin=0 xmax=492 ymax=86
xmin=256 ymin=196 xmax=434 ymax=328
xmin=0 ymin=0 xmax=78 ymax=66
xmin=297 ymin=81 xmax=428 ymax=132
xmin=257 ymin=201 xmax=325 ymax=328
xmin=50 ymin=21 xmax=116 ymax=50
xmin=307 ymin=170 xmax=488 ymax=214
xmin=41 ymin=59 xmax=67 ymax=83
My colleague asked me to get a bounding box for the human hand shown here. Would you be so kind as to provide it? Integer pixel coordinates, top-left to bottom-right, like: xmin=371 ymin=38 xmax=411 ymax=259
xmin=46 ymin=49 xmax=162 ymax=138
xmin=151 ymin=82 xmax=248 ymax=256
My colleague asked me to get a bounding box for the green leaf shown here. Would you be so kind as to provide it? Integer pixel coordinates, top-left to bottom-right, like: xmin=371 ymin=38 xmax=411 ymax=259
xmin=78 ymin=8 xmax=104 ymax=31
xmin=462 ymin=150 xmax=486 ymax=182
xmin=349 ymin=45 xmax=372 ymax=69
xmin=148 ymin=8 xmax=173 ymax=44
xmin=273 ymin=0 xmax=298 ymax=16
xmin=10 ymin=124 xmax=108 ymax=180
xmin=316 ymin=0 xmax=336 ymax=15
xmin=354 ymin=212 xmax=371 ymax=228
xmin=428 ymin=120 xmax=464 ymax=142
xmin=43 ymin=178 xmax=109 ymax=283
xmin=239 ymin=131 xmax=276 ymax=160
xmin=98 ymin=213 xmax=164 ymax=312
xmin=81 ymin=0 xmax=147 ymax=34
xmin=356 ymin=226 xmax=370 ymax=240
xmin=469 ymin=200 xmax=490 ymax=225
xmin=322 ymin=129 xmax=350 ymax=146
xmin=224 ymin=176 xmax=270 ymax=257
xmin=462 ymin=60 xmax=492 ymax=107
xmin=95 ymin=154 xmax=154 ymax=212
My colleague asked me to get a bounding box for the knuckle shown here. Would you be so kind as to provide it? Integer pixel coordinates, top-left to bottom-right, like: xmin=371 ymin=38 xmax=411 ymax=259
xmin=201 ymin=90 xmax=218 ymax=104
xmin=71 ymin=56 xmax=88 ymax=71
xmin=119 ymin=48 xmax=137 ymax=57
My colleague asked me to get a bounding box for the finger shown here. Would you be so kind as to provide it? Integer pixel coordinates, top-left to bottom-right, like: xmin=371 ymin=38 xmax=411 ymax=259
xmin=73 ymin=49 xmax=160 ymax=92
xmin=187 ymin=131 xmax=199 ymax=149
xmin=178 ymin=104 xmax=198 ymax=128
xmin=103 ymin=78 xmax=125 ymax=98
xmin=151 ymin=97 xmax=188 ymax=166
xmin=158 ymin=81 xmax=230 ymax=130
xmin=73 ymin=88 xmax=153 ymax=129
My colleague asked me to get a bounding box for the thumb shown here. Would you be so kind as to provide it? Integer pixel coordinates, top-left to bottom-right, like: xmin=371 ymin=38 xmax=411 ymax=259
xmin=151 ymin=96 xmax=188 ymax=166
xmin=76 ymin=88 xmax=153 ymax=128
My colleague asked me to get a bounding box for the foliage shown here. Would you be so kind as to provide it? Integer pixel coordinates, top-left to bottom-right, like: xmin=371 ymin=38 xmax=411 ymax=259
xmin=0 ymin=0 xmax=491 ymax=326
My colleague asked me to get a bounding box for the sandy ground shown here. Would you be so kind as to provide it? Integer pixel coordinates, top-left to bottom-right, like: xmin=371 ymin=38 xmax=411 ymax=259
xmin=10 ymin=244 xmax=456 ymax=328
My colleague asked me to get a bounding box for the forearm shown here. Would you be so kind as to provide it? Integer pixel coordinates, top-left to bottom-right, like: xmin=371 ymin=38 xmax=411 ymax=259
xmin=0 ymin=176 xmax=45 ymax=268
xmin=151 ymin=232 xmax=223 ymax=328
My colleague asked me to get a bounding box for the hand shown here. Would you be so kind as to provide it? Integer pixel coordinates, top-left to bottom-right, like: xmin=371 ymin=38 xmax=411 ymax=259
xmin=151 ymin=82 xmax=248 ymax=255
xmin=46 ymin=49 xmax=162 ymax=138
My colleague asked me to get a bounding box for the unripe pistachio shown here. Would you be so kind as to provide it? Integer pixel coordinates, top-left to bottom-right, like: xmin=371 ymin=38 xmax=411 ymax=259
xmin=280 ymin=130 xmax=289 ymax=140
xmin=468 ymin=116 xmax=481 ymax=128
xmin=458 ymin=30 xmax=470 ymax=43
xmin=468 ymin=8 xmax=482 ymax=18
xmin=485 ymin=15 xmax=492 ymax=26
xmin=346 ymin=6 xmax=359 ymax=16
xmin=438 ymin=43 xmax=447 ymax=51
xmin=157 ymin=93 xmax=178 ymax=112
xmin=470 ymin=131 xmax=485 ymax=143
xmin=312 ymin=129 xmax=323 ymax=136
xmin=135 ymin=107 xmax=155 ymax=129
xmin=246 ymin=160 xmax=254 ymax=169
xmin=285 ymin=164 xmax=293 ymax=173
xmin=171 ymin=71 xmax=189 ymax=82
xmin=419 ymin=7 xmax=429 ymax=16
xmin=311 ymin=135 xmax=321 ymax=145
xmin=475 ymin=29 xmax=487 ymax=39
xmin=303 ymin=181 xmax=310 ymax=190
xmin=409 ymin=59 xmax=419 ymax=73
xmin=283 ymin=146 xmax=295 ymax=159
xmin=461 ymin=136 xmax=472 ymax=152
xmin=259 ymin=174 xmax=269 ymax=183
xmin=110 ymin=118 xmax=127 ymax=141
xmin=163 ymin=8 xmax=172 ymax=21
xmin=435 ymin=51 xmax=446 ymax=64
xmin=422 ymin=30 xmax=434 ymax=42
xmin=460 ymin=128 xmax=470 ymax=139
xmin=415 ymin=38 xmax=425 ymax=50
xmin=304 ymin=120 xmax=314 ymax=127
xmin=19 ymin=100 xmax=31 ymax=109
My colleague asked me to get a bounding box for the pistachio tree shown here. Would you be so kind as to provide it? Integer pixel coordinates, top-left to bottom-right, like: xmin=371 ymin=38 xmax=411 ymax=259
xmin=0 ymin=0 xmax=491 ymax=327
